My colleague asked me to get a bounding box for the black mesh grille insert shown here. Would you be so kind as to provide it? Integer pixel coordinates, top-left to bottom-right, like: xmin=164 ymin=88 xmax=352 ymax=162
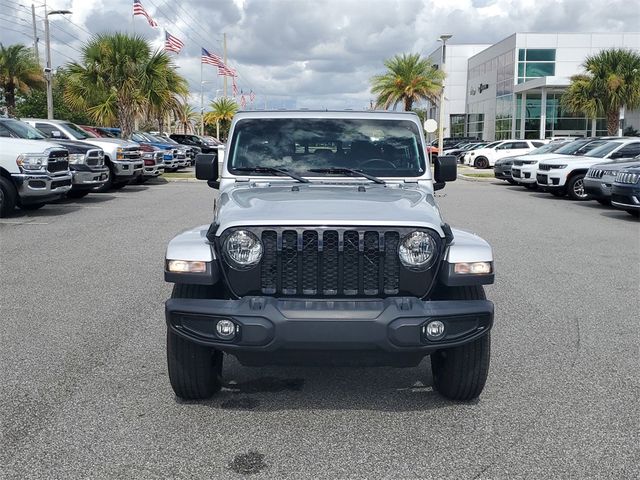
xmin=323 ymin=231 xmax=339 ymax=295
xmin=261 ymin=231 xmax=277 ymax=294
xmin=343 ymin=231 xmax=359 ymax=295
xmin=281 ymin=230 xmax=298 ymax=294
xmin=383 ymin=232 xmax=400 ymax=294
xmin=363 ymin=232 xmax=380 ymax=295
xmin=302 ymin=231 xmax=318 ymax=294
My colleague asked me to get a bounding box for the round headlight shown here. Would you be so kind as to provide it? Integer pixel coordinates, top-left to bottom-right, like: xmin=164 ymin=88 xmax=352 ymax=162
xmin=224 ymin=230 xmax=263 ymax=269
xmin=398 ymin=231 xmax=437 ymax=270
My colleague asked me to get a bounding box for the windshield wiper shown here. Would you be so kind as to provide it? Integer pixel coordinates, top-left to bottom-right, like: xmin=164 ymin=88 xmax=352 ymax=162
xmin=234 ymin=166 xmax=310 ymax=183
xmin=308 ymin=167 xmax=386 ymax=184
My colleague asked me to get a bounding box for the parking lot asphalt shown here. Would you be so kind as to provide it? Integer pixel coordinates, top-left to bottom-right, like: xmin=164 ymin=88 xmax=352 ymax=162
xmin=1 ymin=179 xmax=638 ymax=479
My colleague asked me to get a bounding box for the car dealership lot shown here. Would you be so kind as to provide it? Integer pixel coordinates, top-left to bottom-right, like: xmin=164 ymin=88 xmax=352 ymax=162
xmin=1 ymin=180 xmax=638 ymax=479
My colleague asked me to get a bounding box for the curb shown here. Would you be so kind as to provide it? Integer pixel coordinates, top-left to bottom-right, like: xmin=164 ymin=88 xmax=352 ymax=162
xmin=457 ymin=173 xmax=496 ymax=182
xmin=163 ymin=177 xmax=198 ymax=182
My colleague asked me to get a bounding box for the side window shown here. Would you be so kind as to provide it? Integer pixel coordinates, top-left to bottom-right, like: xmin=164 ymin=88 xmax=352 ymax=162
xmin=0 ymin=124 xmax=14 ymax=137
xmin=495 ymin=142 xmax=510 ymax=150
xmin=513 ymin=142 xmax=530 ymax=149
xmin=614 ymin=143 xmax=640 ymax=158
xmin=532 ymin=141 xmax=545 ymax=147
xmin=36 ymin=123 xmax=62 ymax=138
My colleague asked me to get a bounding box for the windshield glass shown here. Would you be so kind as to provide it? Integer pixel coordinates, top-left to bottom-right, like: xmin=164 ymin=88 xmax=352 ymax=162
xmin=530 ymin=142 xmax=568 ymax=154
xmin=145 ymin=133 xmax=169 ymax=144
xmin=585 ymin=141 xmax=623 ymax=158
xmin=64 ymin=122 xmax=95 ymax=139
xmin=3 ymin=119 xmax=47 ymax=139
xmin=228 ymin=118 xmax=426 ymax=177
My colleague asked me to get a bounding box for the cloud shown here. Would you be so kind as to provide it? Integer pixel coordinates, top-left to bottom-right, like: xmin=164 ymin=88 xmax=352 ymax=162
xmin=2 ymin=0 xmax=638 ymax=110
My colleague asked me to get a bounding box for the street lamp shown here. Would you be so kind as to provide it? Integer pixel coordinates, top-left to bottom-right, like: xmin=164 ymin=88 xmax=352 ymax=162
xmin=44 ymin=8 xmax=72 ymax=119
xmin=437 ymin=34 xmax=452 ymax=155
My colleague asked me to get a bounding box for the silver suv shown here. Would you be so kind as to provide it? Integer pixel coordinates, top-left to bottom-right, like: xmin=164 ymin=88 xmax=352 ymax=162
xmin=163 ymin=111 xmax=496 ymax=402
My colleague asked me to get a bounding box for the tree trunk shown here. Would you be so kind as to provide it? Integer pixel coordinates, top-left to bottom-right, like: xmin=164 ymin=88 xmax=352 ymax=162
xmin=606 ymin=109 xmax=619 ymax=136
xmin=5 ymin=82 xmax=16 ymax=116
xmin=118 ymin=102 xmax=135 ymax=139
xmin=158 ymin=116 xmax=164 ymax=135
xmin=404 ymin=97 xmax=413 ymax=111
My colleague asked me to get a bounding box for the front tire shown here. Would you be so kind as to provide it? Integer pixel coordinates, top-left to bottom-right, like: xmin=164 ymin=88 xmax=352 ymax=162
xmin=94 ymin=164 xmax=114 ymax=193
xmin=67 ymin=190 xmax=90 ymax=199
xmin=550 ymin=188 xmax=566 ymax=197
xmin=430 ymin=285 xmax=491 ymax=401
xmin=524 ymin=183 xmax=538 ymax=190
xmin=474 ymin=157 xmax=489 ymax=169
xmin=167 ymin=284 xmax=223 ymax=400
xmin=566 ymin=174 xmax=590 ymax=201
xmin=596 ymin=198 xmax=610 ymax=206
xmin=0 ymin=176 xmax=17 ymax=217
xmin=19 ymin=202 xmax=45 ymax=211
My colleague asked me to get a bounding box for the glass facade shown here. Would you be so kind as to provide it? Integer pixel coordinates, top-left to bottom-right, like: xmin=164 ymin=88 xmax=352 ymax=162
xmin=517 ymin=49 xmax=556 ymax=84
xmin=467 ymin=114 xmax=484 ymax=139
xmin=450 ymin=114 xmax=466 ymax=137
xmin=515 ymin=93 xmax=608 ymax=138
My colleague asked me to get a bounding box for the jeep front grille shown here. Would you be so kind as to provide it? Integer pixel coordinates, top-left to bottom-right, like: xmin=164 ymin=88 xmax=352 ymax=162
xmin=258 ymin=228 xmax=403 ymax=296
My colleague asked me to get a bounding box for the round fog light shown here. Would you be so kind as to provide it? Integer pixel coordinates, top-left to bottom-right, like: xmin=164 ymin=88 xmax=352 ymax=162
xmin=424 ymin=320 xmax=445 ymax=340
xmin=216 ymin=319 xmax=236 ymax=339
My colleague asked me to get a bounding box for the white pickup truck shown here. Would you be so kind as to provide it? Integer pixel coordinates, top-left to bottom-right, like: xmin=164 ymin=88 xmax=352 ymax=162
xmin=23 ymin=118 xmax=143 ymax=190
xmin=0 ymin=137 xmax=72 ymax=217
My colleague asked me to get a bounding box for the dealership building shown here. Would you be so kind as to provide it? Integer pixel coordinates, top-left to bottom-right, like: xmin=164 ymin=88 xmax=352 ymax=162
xmin=426 ymin=32 xmax=640 ymax=141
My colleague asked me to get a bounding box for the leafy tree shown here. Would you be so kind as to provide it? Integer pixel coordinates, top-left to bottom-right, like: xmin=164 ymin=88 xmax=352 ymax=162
xmin=204 ymin=97 xmax=238 ymax=139
xmin=64 ymin=33 xmax=187 ymax=138
xmin=370 ymin=53 xmax=444 ymax=111
xmin=0 ymin=43 xmax=43 ymax=115
xmin=15 ymin=69 xmax=92 ymax=124
xmin=561 ymin=48 xmax=640 ymax=135
xmin=175 ymin=102 xmax=198 ymax=134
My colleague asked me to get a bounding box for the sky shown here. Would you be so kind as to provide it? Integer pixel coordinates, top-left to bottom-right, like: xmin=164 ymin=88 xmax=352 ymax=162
xmin=1 ymin=0 xmax=638 ymax=111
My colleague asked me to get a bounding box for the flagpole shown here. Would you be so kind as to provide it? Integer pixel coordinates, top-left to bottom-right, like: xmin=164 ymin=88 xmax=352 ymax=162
xmin=223 ymin=33 xmax=227 ymax=97
xmin=200 ymin=59 xmax=204 ymax=136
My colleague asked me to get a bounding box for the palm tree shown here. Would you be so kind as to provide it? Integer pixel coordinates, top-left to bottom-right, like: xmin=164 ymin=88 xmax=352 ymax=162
xmin=0 ymin=43 xmax=43 ymax=115
xmin=370 ymin=53 xmax=444 ymax=111
xmin=561 ymin=49 xmax=640 ymax=135
xmin=204 ymin=97 xmax=238 ymax=139
xmin=64 ymin=33 xmax=187 ymax=138
xmin=175 ymin=101 xmax=198 ymax=133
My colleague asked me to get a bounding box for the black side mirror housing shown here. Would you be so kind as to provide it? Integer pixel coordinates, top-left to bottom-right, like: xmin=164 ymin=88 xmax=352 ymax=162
xmin=434 ymin=155 xmax=457 ymax=187
xmin=195 ymin=153 xmax=219 ymax=188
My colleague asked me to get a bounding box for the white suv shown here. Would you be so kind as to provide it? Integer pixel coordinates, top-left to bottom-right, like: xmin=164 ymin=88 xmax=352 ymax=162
xmin=536 ymin=138 xmax=640 ymax=200
xmin=511 ymin=138 xmax=612 ymax=189
xmin=465 ymin=139 xmax=546 ymax=168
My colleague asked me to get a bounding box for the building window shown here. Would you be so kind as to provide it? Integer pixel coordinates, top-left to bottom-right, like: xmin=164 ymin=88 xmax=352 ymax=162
xmin=517 ymin=48 xmax=556 ymax=84
xmin=467 ymin=114 xmax=484 ymax=140
xmin=450 ymin=114 xmax=466 ymax=137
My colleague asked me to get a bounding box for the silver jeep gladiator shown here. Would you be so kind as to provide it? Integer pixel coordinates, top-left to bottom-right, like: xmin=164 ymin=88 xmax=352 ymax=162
xmin=164 ymin=111 xmax=495 ymax=401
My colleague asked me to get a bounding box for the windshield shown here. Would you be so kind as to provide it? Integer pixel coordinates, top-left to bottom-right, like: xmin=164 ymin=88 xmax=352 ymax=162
xmin=585 ymin=141 xmax=623 ymax=158
xmin=145 ymin=133 xmax=169 ymax=144
xmin=65 ymin=122 xmax=95 ymax=140
xmin=530 ymin=142 xmax=568 ymax=154
xmin=228 ymin=118 xmax=426 ymax=178
xmin=2 ymin=119 xmax=47 ymax=140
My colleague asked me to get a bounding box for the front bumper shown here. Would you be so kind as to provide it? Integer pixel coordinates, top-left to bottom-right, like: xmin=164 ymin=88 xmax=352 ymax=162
xmin=512 ymin=165 xmax=536 ymax=183
xmin=493 ymin=165 xmax=512 ymax=179
xmin=584 ymin=176 xmax=614 ymax=199
xmin=611 ymin=184 xmax=640 ymax=210
xmin=11 ymin=171 xmax=72 ymax=204
xmin=164 ymin=159 xmax=180 ymax=169
xmin=537 ymin=170 xmax=567 ymax=188
xmin=112 ymin=160 xmax=143 ymax=178
xmin=71 ymin=165 xmax=109 ymax=190
xmin=143 ymin=164 xmax=165 ymax=177
xmin=166 ymin=296 xmax=494 ymax=362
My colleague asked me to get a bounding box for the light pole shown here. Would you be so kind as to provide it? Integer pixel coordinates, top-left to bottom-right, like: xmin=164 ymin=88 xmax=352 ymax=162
xmin=44 ymin=7 xmax=72 ymax=119
xmin=437 ymin=34 xmax=452 ymax=155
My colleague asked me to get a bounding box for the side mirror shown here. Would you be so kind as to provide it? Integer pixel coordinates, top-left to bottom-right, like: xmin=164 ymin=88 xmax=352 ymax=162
xmin=434 ymin=155 xmax=457 ymax=188
xmin=195 ymin=153 xmax=219 ymax=188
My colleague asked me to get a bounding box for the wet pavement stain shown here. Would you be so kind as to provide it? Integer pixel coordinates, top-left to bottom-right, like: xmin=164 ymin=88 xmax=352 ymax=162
xmin=226 ymin=377 xmax=305 ymax=394
xmin=229 ymin=450 xmax=267 ymax=475
xmin=220 ymin=397 xmax=260 ymax=410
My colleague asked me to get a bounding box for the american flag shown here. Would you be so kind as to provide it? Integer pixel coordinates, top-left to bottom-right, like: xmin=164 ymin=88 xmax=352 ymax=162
xmin=240 ymin=94 xmax=247 ymax=108
xmin=232 ymin=78 xmax=238 ymax=97
xmin=133 ymin=0 xmax=158 ymax=27
xmin=164 ymin=31 xmax=184 ymax=54
xmin=219 ymin=65 xmax=237 ymax=77
xmin=201 ymin=48 xmax=225 ymax=68
xmin=249 ymin=90 xmax=256 ymax=103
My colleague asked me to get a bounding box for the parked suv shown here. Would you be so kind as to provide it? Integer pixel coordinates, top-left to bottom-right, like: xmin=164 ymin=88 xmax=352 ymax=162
xmin=23 ymin=119 xmax=143 ymax=190
xmin=611 ymin=166 xmax=640 ymax=217
xmin=0 ymin=137 xmax=72 ymax=216
xmin=584 ymin=158 xmax=640 ymax=205
xmin=0 ymin=118 xmax=108 ymax=198
xmin=164 ymin=111 xmax=495 ymax=402
xmin=494 ymin=141 xmax=569 ymax=184
xmin=537 ymin=138 xmax=640 ymax=200
xmin=510 ymin=138 xmax=615 ymax=190
xmin=465 ymin=139 xmax=546 ymax=168
xmin=169 ymin=133 xmax=220 ymax=154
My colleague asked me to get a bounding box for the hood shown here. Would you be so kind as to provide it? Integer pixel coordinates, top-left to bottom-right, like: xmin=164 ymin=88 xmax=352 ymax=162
xmin=81 ymin=137 xmax=138 ymax=149
xmin=215 ymin=182 xmax=444 ymax=236
xmin=0 ymin=137 xmax=66 ymax=154
xmin=590 ymin=159 xmax=640 ymax=170
xmin=47 ymin=138 xmax=100 ymax=154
